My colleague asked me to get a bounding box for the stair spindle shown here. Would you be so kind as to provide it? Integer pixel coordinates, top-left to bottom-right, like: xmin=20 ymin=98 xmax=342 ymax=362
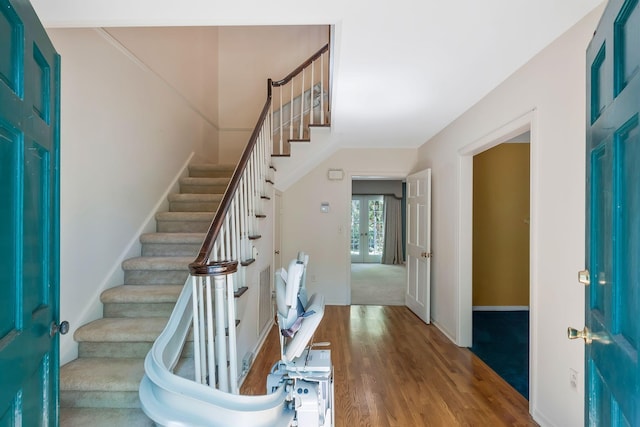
xmin=205 ymin=276 xmax=216 ymax=388
xmin=299 ymin=68 xmax=305 ymax=139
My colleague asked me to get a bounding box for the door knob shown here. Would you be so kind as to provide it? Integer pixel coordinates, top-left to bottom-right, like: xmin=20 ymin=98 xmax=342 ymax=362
xmin=50 ymin=320 xmax=69 ymax=337
xmin=578 ymin=269 xmax=590 ymax=286
xmin=567 ymin=326 xmax=591 ymax=344
xmin=274 ymin=250 xmax=280 ymax=254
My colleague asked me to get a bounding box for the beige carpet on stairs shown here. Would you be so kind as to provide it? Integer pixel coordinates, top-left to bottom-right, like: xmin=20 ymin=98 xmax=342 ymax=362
xmin=350 ymin=263 xmax=406 ymax=305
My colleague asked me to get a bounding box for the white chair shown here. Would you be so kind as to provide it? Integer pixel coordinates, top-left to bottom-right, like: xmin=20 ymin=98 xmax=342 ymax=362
xmin=274 ymin=252 xmax=326 ymax=361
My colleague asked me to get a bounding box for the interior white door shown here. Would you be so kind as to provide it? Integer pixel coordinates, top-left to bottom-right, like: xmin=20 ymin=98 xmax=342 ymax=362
xmin=406 ymin=169 xmax=431 ymax=323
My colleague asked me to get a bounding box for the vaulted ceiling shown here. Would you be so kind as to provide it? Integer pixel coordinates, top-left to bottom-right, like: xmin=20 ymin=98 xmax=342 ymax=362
xmin=32 ymin=0 xmax=605 ymax=149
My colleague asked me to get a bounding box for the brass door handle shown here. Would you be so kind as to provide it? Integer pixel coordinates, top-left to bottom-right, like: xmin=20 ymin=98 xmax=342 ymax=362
xmin=578 ymin=270 xmax=590 ymax=286
xmin=567 ymin=326 xmax=592 ymax=344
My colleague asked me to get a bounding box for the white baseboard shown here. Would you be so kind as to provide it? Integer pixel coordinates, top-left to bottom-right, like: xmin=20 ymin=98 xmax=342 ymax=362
xmin=431 ymin=319 xmax=458 ymax=345
xmin=473 ymin=305 xmax=529 ymax=311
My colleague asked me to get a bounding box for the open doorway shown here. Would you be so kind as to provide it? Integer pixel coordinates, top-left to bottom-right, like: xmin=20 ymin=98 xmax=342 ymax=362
xmin=350 ymin=178 xmax=406 ymax=305
xmin=470 ymin=133 xmax=531 ymax=399
xmin=458 ymin=112 xmax=537 ymax=409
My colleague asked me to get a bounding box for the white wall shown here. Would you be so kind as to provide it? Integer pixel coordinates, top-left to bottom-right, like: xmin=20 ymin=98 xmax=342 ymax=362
xmin=49 ymin=28 xmax=217 ymax=364
xmin=281 ymin=148 xmax=417 ymax=305
xmin=106 ymin=27 xmax=221 ymax=161
xmin=217 ymin=26 xmax=327 ymax=163
xmin=415 ymin=6 xmax=604 ymax=427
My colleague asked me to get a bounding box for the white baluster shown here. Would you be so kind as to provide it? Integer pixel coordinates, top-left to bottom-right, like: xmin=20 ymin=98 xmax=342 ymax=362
xmin=191 ymin=276 xmax=203 ymax=384
xmin=320 ymin=53 xmax=325 ymax=124
xmin=249 ymin=156 xmax=256 ymax=236
xmin=269 ymin=93 xmax=274 ymax=156
xmin=230 ymin=199 xmax=240 ymax=291
xmin=226 ymin=273 xmax=238 ymax=394
xmin=310 ymin=59 xmax=315 ymax=125
xmin=253 ymin=150 xmax=259 ymax=217
xmin=239 ymin=175 xmax=247 ymax=261
xmin=197 ymin=276 xmax=206 ymax=383
xmin=299 ymin=68 xmax=305 ymax=139
xmin=214 ymin=274 xmax=228 ymax=392
xmin=279 ymin=86 xmax=283 ymax=155
xmin=289 ymin=80 xmax=294 ymax=141
xmin=205 ymin=275 xmax=216 ymax=388
xmin=229 ymin=200 xmax=236 ymax=263
xmin=224 ymin=210 xmax=231 ymax=261
xmin=213 ymin=240 xmax=219 ymax=262
xmin=245 ymin=160 xmax=251 ymax=239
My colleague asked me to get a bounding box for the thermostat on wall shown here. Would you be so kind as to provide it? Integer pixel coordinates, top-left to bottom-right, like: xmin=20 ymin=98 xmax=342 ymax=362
xmin=320 ymin=202 xmax=330 ymax=213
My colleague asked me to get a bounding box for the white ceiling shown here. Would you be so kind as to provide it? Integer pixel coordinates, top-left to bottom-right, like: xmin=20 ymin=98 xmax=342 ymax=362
xmin=32 ymin=0 xmax=605 ymax=149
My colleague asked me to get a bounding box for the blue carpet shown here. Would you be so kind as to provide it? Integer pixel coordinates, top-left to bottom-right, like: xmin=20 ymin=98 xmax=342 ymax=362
xmin=471 ymin=311 xmax=529 ymax=399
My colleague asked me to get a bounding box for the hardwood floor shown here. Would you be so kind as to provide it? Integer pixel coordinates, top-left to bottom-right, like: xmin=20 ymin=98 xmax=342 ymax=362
xmin=241 ymin=305 xmax=538 ymax=426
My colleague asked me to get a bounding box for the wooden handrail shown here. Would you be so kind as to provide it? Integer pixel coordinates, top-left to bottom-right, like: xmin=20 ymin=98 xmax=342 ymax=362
xmin=271 ymin=44 xmax=329 ymax=87
xmin=189 ymin=43 xmax=329 ymax=276
xmin=188 ymin=94 xmax=272 ymax=276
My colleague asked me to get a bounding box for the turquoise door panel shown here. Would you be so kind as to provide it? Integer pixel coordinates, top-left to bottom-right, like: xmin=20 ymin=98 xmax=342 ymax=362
xmin=586 ymin=0 xmax=640 ymax=425
xmin=0 ymin=0 xmax=60 ymax=425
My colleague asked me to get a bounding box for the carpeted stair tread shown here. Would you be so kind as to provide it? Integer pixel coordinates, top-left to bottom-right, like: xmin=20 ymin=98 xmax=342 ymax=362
xmin=60 ymin=408 xmax=152 ymax=426
xmin=101 ymin=285 xmax=183 ymax=304
xmin=139 ymin=232 xmax=205 ymax=244
xmin=140 ymin=232 xmax=204 ymax=256
xmin=179 ymin=177 xmax=230 ymax=194
xmin=167 ymin=193 xmax=223 ymax=212
xmin=168 ymin=193 xmax=223 ymax=203
xmin=179 ymin=177 xmax=230 ymax=186
xmin=188 ymin=164 xmax=235 ymax=178
xmin=155 ymin=212 xmax=214 ymax=222
xmin=74 ymin=317 xmax=169 ymax=342
xmin=61 ymin=358 xmax=145 ymax=391
xmin=122 ymin=256 xmax=192 ymax=271
xmin=155 ymin=213 xmax=213 ymax=233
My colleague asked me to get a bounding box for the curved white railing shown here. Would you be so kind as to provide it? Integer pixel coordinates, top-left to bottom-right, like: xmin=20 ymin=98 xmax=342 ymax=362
xmin=139 ymin=279 xmax=294 ymax=427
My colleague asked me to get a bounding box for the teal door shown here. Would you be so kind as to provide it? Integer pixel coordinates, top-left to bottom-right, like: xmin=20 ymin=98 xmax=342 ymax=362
xmin=0 ymin=0 xmax=61 ymax=425
xmin=584 ymin=0 xmax=640 ymax=424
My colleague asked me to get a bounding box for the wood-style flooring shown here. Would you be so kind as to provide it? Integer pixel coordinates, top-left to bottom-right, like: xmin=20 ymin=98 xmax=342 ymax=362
xmin=241 ymin=305 xmax=538 ymax=426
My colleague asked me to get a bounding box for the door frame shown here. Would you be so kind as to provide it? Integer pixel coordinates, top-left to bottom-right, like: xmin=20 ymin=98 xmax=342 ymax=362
xmin=347 ymin=172 xmax=407 ymax=305
xmin=458 ymin=110 xmax=538 ymax=410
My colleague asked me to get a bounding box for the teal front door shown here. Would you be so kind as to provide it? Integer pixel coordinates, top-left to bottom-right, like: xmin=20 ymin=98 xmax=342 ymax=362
xmin=584 ymin=0 xmax=640 ymax=424
xmin=0 ymin=0 xmax=61 ymax=425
